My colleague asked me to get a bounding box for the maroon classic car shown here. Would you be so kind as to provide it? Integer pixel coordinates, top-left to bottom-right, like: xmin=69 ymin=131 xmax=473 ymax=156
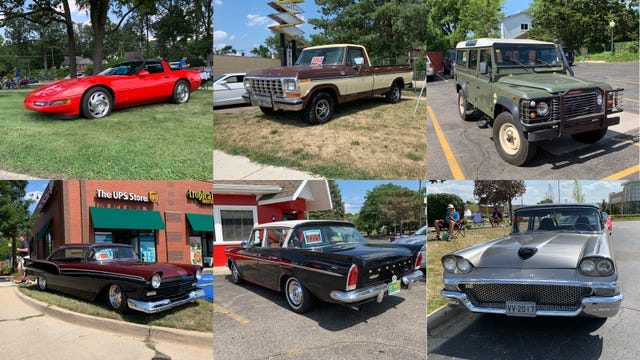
xmin=24 ymin=243 xmax=204 ymax=313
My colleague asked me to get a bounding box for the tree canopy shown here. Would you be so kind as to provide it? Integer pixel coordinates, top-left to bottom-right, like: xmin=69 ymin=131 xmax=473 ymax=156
xmin=357 ymin=183 xmax=424 ymax=235
xmin=0 ymin=181 xmax=33 ymax=271
xmin=474 ymin=180 xmax=525 ymax=222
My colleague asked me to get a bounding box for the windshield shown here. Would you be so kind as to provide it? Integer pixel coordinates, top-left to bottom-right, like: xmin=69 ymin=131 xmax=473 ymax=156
xmin=296 ymin=47 xmax=345 ymax=66
xmin=414 ymin=225 xmax=427 ymax=236
xmin=512 ymin=207 xmax=602 ymax=233
xmin=98 ymin=62 xmax=143 ymax=76
xmin=289 ymin=224 xmax=366 ymax=248
xmin=494 ymin=44 xmax=562 ymax=70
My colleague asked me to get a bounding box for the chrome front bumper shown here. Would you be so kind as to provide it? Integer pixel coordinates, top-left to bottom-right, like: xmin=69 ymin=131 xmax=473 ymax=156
xmin=442 ymin=290 xmax=623 ymax=318
xmin=330 ymin=270 xmax=424 ymax=304
xmin=127 ymin=288 xmax=206 ymax=314
xmin=243 ymin=93 xmax=303 ymax=111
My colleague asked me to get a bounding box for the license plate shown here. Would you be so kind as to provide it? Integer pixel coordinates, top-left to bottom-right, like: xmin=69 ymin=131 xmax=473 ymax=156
xmin=259 ymin=99 xmax=272 ymax=108
xmin=387 ymin=280 xmax=401 ymax=295
xmin=505 ymin=301 xmax=536 ymax=317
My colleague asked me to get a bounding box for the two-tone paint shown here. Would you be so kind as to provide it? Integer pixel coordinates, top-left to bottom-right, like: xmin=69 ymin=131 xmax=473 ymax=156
xmin=24 ymin=60 xmax=201 ymax=119
xmin=24 ymin=243 xmax=204 ymax=314
xmin=441 ymin=203 xmax=623 ymax=318
xmin=225 ymin=220 xmax=423 ymax=313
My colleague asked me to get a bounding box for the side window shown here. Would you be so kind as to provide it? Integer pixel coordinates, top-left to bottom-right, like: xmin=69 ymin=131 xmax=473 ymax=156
xmin=346 ymin=48 xmax=365 ymax=66
xmin=250 ymin=229 xmax=264 ymax=247
xmin=456 ymin=50 xmax=467 ymax=67
xmin=469 ymin=50 xmax=478 ymax=71
xmin=479 ymin=49 xmax=491 ymax=76
xmin=266 ymin=228 xmax=286 ymax=248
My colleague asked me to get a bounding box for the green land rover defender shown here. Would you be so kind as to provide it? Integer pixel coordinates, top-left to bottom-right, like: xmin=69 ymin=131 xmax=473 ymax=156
xmin=454 ymin=38 xmax=623 ymax=165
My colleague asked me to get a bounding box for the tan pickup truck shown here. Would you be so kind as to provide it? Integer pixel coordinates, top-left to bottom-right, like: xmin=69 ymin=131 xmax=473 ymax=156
xmin=242 ymin=44 xmax=413 ymax=124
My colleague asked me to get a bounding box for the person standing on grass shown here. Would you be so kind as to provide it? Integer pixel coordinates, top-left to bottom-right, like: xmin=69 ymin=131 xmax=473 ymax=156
xmin=16 ymin=235 xmax=30 ymax=283
xmin=13 ymin=67 xmax=20 ymax=87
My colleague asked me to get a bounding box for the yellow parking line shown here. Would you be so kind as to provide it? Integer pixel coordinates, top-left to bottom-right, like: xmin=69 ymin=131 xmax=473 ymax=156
xmin=623 ymin=98 xmax=640 ymax=103
xmin=213 ymin=303 xmax=250 ymax=324
xmin=613 ymin=79 xmax=640 ymax=85
xmin=601 ymin=164 xmax=640 ymax=180
xmin=610 ymin=137 xmax=640 ymax=148
xmin=427 ymin=105 xmax=465 ymax=179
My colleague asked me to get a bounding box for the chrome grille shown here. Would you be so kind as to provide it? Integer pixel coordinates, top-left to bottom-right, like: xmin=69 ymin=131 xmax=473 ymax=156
xmin=563 ymin=90 xmax=599 ymax=119
xmin=364 ymin=258 xmax=413 ymax=286
xmin=153 ymin=277 xmax=196 ymax=298
xmin=460 ymin=283 xmax=592 ymax=311
xmin=248 ymin=78 xmax=283 ymax=97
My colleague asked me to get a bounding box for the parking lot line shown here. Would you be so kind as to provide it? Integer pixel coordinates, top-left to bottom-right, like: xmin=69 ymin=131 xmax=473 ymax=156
xmin=623 ymin=98 xmax=639 ymax=103
xmin=427 ymin=105 xmax=465 ymax=179
xmin=601 ymin=164 xmax=640 ymax=180
xmin=213 ymin=303 xmax=250 ymax=324
xmin=613 ymin=79 xmax=640 ymax=85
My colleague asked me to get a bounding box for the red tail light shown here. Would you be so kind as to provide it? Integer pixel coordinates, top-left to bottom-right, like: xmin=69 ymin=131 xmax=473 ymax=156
xmin=346 ymin=264 xmax=358 ymax=291
xmin=415 ymin=252 xmax=423 ymax=270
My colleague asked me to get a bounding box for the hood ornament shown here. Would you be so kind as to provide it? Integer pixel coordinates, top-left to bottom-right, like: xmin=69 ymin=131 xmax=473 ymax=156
xmin=518 ymin=247 xmax=538 ymax=260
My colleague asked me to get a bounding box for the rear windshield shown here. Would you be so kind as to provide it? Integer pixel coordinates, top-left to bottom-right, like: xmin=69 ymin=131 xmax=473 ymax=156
xmin=289 ymin=224 xmax=366 ymax=248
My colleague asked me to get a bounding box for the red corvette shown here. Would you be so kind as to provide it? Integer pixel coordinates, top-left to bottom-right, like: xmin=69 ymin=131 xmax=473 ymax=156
xmin=24 ymin=60 xmax=201 ymax=119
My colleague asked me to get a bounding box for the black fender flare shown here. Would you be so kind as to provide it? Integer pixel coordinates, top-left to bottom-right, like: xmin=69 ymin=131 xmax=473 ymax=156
xmin=495 ymin=96 xmax=521 ymax=128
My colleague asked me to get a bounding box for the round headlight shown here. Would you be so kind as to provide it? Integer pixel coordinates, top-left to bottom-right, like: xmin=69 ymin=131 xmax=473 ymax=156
xmin=443 ymin=256 xmax=457 ymax=272
xmin=529 ymin=100 xmax=536 ymax=107
xmin=596 ymin=259 xmax=614 ymax=275
xmin=195 ymin=269 xmax=202 ymax=281
xmin=151 ymin=273 xmax=162 ymax=289
xmin=456 ymin=258 xmax=473 ymax=273
xmin=536 ymin=102 xmax=549 ymax=116
xmin=579 ymin=259 xmax=596 ymax=274
xmin=596 ymin=93 xmax=603 ymax=106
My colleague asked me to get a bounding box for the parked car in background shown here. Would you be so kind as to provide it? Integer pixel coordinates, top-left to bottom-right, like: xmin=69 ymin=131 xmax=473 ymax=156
xmin=25 ymin=59 xmax=201 ymax=119
xmin=25 ymin=243 xmax=205 ymax=313
xmin=392 ymin=232 xmax=426 ymax=274
xmin=213 ymin=72 xmax=246 ymax=107
xmin=390 ymin=225 xmax=427 ymax=242
xmin=225 ymin=220 xmax=423 ymax=313
xmin=441 ymin=203 xmax=622 ymax=318
xmin=426 ymin=55 xmax=435 ymax=81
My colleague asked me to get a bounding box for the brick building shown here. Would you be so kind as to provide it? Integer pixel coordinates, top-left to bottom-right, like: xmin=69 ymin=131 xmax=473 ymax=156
xmin=30 ymin=180 xmax=214 ymax=266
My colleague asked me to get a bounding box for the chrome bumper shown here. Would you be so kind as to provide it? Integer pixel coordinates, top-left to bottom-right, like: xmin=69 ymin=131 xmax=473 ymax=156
xmin=127 ymin=288 xmax=206 ymax=314
xmin=330 ymin=270 xmax=424 ymax=304
xmin=441 ymin=290 xmax=623 ymax=318
xmin=243 ymin=92 xmax=304 ymax=111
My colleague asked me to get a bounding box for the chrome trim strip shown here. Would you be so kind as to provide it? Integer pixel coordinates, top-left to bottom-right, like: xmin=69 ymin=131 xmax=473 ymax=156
xmin=60 ymin=268 xmax=146 ymax=282
xmin=444 ymin=278 xmax=619 ymax=290
xmin=127 ymin=288 xmax=205 ymax=314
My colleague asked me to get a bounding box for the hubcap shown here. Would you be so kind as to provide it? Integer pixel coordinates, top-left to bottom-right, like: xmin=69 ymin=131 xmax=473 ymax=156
xmin=232 ymin=264 xmax=239 ymax=280
xmin=458 ymin=95 xmax=465 ymax=115
xmin=287 ymin=279 xmax=303 ymax=307
xmin=499 ymin=123 xmax=520 ymax=155
xmin=176 ymin=83 xmax=189 ymax=103
xmin=88 ymin=92 xmax=110 ymax=117
xmin=108 ymin=285 xmax=122 ymax=309
xmin=38 ymin=277 xmax=46 ymax=290
xmin=393 ymin=87 xmax=400 ymax=100
xmin=315 ymin=99 xmax=330 ymax=121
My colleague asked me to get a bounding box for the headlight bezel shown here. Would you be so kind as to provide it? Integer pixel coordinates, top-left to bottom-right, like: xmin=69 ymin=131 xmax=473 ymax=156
xmin=282 ymin=78 xmax=298 ymax=93
xmin=442 ymin=255 xmax=474 ymax=274
xmin=579 ymin=257 xmax=615 ymax=276
xmin=151 ymin=273 xmax=162 ymax=289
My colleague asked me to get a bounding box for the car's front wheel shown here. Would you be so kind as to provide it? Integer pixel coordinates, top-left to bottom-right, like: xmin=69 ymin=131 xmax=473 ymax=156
xmin=571 ymin=128 xmax=607 ymax=144
xmin=80 ymin=87 xmax=113 ymax=119
xmin=303 ymin=92 xmax=334 ymax=125
xmin=259 ymin=106 xmax=276 ymax=116
xmin=493 ymin=112 xmax=537 ymax=166
xmin=230 ymin=261 xmax=244 ymax=284
xmin=107 ymin=284 xmax=129 ymax=313
xmin=284 ymin=276 xmax=315 ymax=313
xmin=171 ymin=80 xmax=191 ymax=104
xmin=37 ymin=276 xmax=47 ymax=291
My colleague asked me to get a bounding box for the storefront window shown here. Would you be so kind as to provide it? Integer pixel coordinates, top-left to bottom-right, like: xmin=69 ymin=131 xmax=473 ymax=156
xmin=220 ymin=209 xmax=255 ymax=242
xmin=45 ymin=233 xmax=53 ymax=258
xmin=95 ymin=232 xmax=113 ymax=243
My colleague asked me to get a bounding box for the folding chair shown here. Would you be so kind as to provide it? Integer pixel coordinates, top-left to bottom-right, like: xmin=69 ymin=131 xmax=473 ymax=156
xmin=452 ymin=216 xmax=466 ymax=239
xmin=473 ymin=213 xmax=483 ymax=228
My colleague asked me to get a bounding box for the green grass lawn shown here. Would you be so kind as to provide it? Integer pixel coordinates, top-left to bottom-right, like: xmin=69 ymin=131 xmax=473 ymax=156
xmin=19 ymin=284 xmax=212 ymax=332
xmin=0 ymin=89 xmax=212 ymax=179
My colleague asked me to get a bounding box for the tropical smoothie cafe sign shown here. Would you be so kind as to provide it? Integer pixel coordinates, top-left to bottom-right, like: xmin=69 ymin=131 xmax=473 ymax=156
xmin=95 ymin=189 xmax=157 ymax=202
xmin=187 ymin=189 xmax=213 ymax=205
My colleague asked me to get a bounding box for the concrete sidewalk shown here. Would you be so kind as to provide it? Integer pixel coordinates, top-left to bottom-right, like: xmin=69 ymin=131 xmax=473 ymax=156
xmin=214 ymin=150 xmax=324 ymax=180
xmin=0 ymin=281 xmax=212 ymax=360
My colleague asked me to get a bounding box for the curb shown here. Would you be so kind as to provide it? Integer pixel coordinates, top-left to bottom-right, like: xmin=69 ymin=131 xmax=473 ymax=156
xmin=15 ymin=287 xmax=212 ymax=348
xmin=213 ymin=266 xmax=231 ymax=276
xmin=426 ymin=304 xmax=465 ymax=336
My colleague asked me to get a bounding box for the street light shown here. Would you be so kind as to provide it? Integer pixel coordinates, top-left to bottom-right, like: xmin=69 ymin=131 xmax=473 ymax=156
xmin=609 ymin=20 xmax=616 ymax=55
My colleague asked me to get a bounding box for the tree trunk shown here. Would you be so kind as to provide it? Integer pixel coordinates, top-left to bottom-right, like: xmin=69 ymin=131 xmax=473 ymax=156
xmin=62 ymin=0 xmax=77 ymax=78
xmin=90 ymin=0 xmax=110 ymax=75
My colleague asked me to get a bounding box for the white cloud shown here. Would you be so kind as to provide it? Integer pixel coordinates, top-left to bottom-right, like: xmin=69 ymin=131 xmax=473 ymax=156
xmin=214 ymin=30 xmax=229 ymax=41
xmin=24 ymin=191 xmax=42 ymax=203
xmin=247 ymin=14 xmax=269 ymax=27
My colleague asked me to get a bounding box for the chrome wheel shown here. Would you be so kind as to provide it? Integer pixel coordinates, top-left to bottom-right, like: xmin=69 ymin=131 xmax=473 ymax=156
xmin=37 ymin=277 xmax=47 ymax=290
xmin=314 ymin=99 xmax=331 ymax=123
xmin=174 ymin=81 xmax=190 ymax=103
xmin=286 ymin=278 xmax=304 ymax=308
xmin=498 ymin=122 xmax=521 ymax=156
xmin=108 ymin=284 xmax=123 ymax=309
xmin=458 ymin=95 xmax=465 ymax=116
xmin=87 ymin=91 xmax=110 ymax=118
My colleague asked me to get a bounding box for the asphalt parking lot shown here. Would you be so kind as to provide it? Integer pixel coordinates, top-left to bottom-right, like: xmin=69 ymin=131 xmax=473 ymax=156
xmin=213 ymin=269 xmax=426 ymax=359
xmin=426 ymin=61 xmax=639 ymax=179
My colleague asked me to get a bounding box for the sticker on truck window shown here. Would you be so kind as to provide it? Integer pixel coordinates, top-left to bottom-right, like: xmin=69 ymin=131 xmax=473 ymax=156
xmin=303 ymin=229 xmax=323 ymax=244
xmin=311 ymin=56 xmax=324 ymax=65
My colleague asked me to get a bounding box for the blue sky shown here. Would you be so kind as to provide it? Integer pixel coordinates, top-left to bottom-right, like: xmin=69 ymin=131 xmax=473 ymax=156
xmin=426 ymin=181 xmax=627 ymax=206
xmin=213 ymin=0 xmax=530 ymax=54
xmin=336 ymin=180 xmax=425 ymax=214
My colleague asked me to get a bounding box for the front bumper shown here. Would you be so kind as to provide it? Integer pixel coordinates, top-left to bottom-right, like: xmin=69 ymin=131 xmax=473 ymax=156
xmin=243 ymin=92 xmax=304 ymax=111
xmin=127 ymin=288 xmax=206 ymax=314
xmin=525 ymin=115 xmax=620 ymax=142
xmin=330 ymin=270 xmax=423 ymax=304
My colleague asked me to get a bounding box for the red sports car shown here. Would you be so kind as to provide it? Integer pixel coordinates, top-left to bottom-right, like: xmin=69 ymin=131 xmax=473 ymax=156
xmin=24 ymin=60 xmax=201 ymax=119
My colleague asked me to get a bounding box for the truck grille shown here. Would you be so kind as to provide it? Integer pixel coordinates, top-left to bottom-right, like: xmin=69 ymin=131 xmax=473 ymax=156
xmin=563 ymin=90 xmax=600 ymax=120
xmin=460 ymin=283 xmax=593 ymax=311
xmin=247 ymin=78 xmax=283 ymax=97
xmin=364 ymin=258 xmax=413 ymax=286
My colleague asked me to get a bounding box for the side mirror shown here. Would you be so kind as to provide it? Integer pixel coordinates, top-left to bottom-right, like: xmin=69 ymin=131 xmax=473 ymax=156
xmin=138 ymin=70 xmax=150 ymax=76
xmin=354 ymin=57 xmax=364 ymax=65
xmin=241 ymin=240 xmax=248 ymax=248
